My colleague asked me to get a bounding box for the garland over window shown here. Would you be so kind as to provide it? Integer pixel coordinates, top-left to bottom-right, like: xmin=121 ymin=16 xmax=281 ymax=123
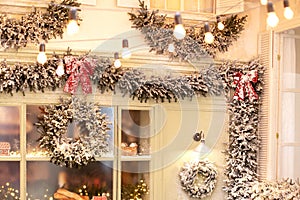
xmin=128 ymin=0 xmax=247 ymax=60
xmin=0 ymin=0 xmax=80 ymax=49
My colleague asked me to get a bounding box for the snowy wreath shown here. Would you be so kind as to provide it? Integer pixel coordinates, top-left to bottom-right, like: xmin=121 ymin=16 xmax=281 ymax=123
xmin=35 ymin=97 xmax=110 ymax=168
xmin=179 ymin=159 xmax=218 ymax=199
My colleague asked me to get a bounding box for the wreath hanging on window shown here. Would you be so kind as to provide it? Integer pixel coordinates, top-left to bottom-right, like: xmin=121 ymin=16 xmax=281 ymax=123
xmin=35 ymin=97 xmax=111 ymax=168
xmin=179 ymin=159 xmax=218 ymax=199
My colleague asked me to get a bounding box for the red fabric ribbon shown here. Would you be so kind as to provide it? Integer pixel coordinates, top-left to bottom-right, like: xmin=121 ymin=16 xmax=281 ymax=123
xmin=233 ymin=70 xmax=259 ymax=102
xmin=63 ymin=56 xmax=96 ymax=94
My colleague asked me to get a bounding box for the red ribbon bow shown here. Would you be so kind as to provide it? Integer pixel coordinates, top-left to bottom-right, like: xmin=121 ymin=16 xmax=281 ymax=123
xmin=63 ymin=56 xmax=96 ymax=95
xmin=233 ymin=70 xmax=259 ymax=102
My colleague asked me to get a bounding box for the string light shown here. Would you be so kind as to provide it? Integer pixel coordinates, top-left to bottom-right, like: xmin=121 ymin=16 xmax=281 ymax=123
xmin=173 ymin=12 xmax=186 ymax=40
xmin=216 ymin=16 xmax=224 ymax=30
xmin=122 ymin=39 xmax=132 ymax=59
xmin=114 ymin=52 xmax=122 ymax=68
xmin=283 ymin=0 xmax=294 ymax=20
xmin=266 ymin=2 xmax=279 ymax=28
xmin=204 ymin=23 xmax=214 ymax=44
xmin=67 ymin=8 xmax=79 ymax=35
xmin=37 ymin=43 xmax=47 ymax=64
xmin=56 ymin=59 xmax=65 ymax=76
xmin=260 ymin=0 xmax=268 ymax=5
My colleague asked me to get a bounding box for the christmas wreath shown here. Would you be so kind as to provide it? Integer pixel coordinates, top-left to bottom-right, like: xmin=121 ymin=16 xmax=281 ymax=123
xmin=179 ymin=159 xmax=218 ymax=199
xmin=35 ymin=97 xmax=111 ymax=168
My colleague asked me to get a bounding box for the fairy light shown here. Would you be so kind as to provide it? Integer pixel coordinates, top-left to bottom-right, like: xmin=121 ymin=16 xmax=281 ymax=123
xmin=67 ymin=8 xmax=79 ymax=35
xmin=122 ymin=39 xmax=132 ymax=59
xmin=173 ymin=12 xmax=186 ymax=40
xmin=217 ymin=16 xmax=224 ymax=30
xmin=37 ymin=43 xmax=47 ymax=64
xmin=168 ymin=43 xmax=175 ymax=53
xmin=283 ymin=0 xmax=294 ymax=20
xmin=114 ymin=52 xmax=122 ymax=68
xmin=56 ymin=59 xmax=65 ymax=76
xmin=260 ymin=0 xmax=268 ymax=5
xmin=267 ymin=2 xmax=279 ymax=28
xmin=204 ymin=23 xmax=214 ymax=44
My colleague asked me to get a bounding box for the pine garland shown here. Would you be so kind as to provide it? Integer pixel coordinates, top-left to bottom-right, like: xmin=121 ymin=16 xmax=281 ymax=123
xmin=0 ymin=0 xmax=81 ymax=50
xmin=128 ymin=0 xmax=247 ymax=60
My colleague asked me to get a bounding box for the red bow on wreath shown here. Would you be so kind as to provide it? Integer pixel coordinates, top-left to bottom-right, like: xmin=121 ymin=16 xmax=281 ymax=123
xmin=233 ymin=70 xmax=259 ymax=102
xmin=63 ymin=56 xmax=96 ymax=94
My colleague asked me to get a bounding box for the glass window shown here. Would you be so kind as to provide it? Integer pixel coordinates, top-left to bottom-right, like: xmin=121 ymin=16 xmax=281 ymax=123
xmin=121 ymin=110 xmax=150 ymax=157
xmin=0 ymin=162 xmax=20 ymax=197
xmin=27 ymin=161 xmax=113 ymax=199
xmin=0 ymin=106 xmax=20 ymax=156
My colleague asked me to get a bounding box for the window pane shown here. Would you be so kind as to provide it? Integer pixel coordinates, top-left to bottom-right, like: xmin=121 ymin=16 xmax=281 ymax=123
xmin=121 ymin=161 xmax=150 ymax=200
xmin=0 ymin=162 xmax=20 ymax=198
xmin=184 ymin=0 xmax=198 ymax=12
xmin=280 ymin=92 xmax=300 ymax=143
xmin=27 ymin=161 xmax=113 ymax=199
xmin=200 ymin=0 xmax=214 ymax=13
xmin=121 ymin=110 xmax=150 ymax=157
xmin=279 ymin=146 xmax=300 ymax=179
xmin=282 ymin=37 xmax=300 ymax=89
xmin=0 ymin=106 xmax=20 ymax=156
xmin=150 ymin=0 xmax=164 ymax=9
xmin=167 ymin=0 xmax=180 ymax=10
xmin=26 ymin=105 xmax=114 ymax=157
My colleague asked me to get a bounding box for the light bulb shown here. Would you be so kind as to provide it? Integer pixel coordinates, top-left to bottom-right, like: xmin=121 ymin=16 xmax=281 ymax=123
xmin=67 ymin=8 xmax=79 ymax=35
xmin=173 ymin=24 xmax=186 ymax=40
xmin=267 ymin=12 xmax=279 ymax=27
xmin=37 ymin=43 xmax=47 ymax=64
xmin=56 ymin=60 xmax=65 ymax=76
xmin=37 ymin=52 xmax=47 ymax=64
xmin=204 ymin=23 xmax=214 ymax=44
xmin=267 ymin=2 xmax=279 ymax=28
xmin=260 ymin=0 xmax=268 ymax=5
xmin=168 ymin=43 xmax=175 ymax=52
xmin=114 ymin=52 xmax=122 ymax=68
xmin=173 ymin=12 xmax=186 ymax=40
xmin=217 ymin=22 xmax=224 ymax=30
xmin=114 ymin=59 xmax=121 ymax=68
xmin=284 ymin=7 xmax=294 ymax=19
xmin=122 ymin=39 xmax=131 ymax=59
xmin=204 ymin=32 xmax=214 ymax=44
xmin=67 ymin=20 xmax=79 ymax=35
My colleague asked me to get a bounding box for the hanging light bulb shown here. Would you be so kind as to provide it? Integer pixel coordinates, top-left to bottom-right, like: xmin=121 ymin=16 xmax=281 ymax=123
xmin=283 ymin=0 xmax=294 ymax=20
xmin=260 ymin=0 xmax=268 ymax=5
xmin=121 ymin=39 xmax=132 ymax=59
xmin=56 ymin=59 xmax=65 ymax=76
xmin=113 ymin=52 xmax=122 ymax=68
xmin=267 ymin=2 xmax=279 ymax=28
xmin=37 ymin=43 xmax=47 ymax=64
xmin=216 ymin=16 xmax=224 ymax=31
xmin=67 ymin=8 xmax=79 ymax=35
xmin=204 ymin=23 xmax=214 ymax=44
xmin=173 ymin=12 xmax=186 ymax=40
xmin=168 ymin=43 xmax=175 ymax=53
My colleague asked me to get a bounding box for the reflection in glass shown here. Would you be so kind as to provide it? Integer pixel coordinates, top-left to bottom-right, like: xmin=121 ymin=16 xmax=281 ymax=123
xmin=121 ymin=110 xmax=150 ymax=157
xmin=26 ymin=105 xmax=114 ymax=157
xmin=121 ymin=161 xmax=150 ymax=200
xmin=27 ymin=161 xmax=113 ymax=199
xmin=0 ymin=162 xmax=20 ymax=195
xmin=0 ymin=106 xmax=20 ymax=156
